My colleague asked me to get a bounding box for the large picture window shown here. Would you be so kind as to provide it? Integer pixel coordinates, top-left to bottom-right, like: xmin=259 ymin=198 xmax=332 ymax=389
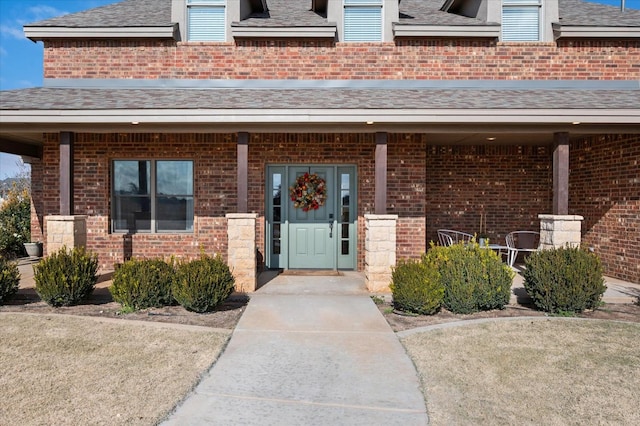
xmin=502 ymin=0 xmax=541 ymax=42
xmin=112 ymin=160 xmax=194 ymax=233
xmin=187 ymin=0 xmax=226 ymax=41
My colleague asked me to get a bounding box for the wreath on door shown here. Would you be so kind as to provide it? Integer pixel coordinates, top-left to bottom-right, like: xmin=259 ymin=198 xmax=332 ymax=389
xmin=289 ymin=172 xmax=327 ymax=212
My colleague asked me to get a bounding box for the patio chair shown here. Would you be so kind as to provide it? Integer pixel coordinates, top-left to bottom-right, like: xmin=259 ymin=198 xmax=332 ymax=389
xmin=437 ymin=229 xmax=474 ymax=246
xmin=505 ymin=231 xmax=540 ymax=267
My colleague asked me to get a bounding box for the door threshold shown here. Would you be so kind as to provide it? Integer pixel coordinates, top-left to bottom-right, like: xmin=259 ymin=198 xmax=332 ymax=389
xmin=281 ymin=269 xmax=343 ymax=276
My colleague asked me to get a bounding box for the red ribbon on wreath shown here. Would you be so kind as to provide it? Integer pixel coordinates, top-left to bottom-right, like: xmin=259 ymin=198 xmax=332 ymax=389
xmin=289 ymin=172 xmax=327 ymax=212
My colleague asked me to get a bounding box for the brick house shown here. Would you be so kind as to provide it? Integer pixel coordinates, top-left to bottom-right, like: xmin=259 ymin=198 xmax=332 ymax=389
xmin=0 ymin=0 xmax=638 ymax=291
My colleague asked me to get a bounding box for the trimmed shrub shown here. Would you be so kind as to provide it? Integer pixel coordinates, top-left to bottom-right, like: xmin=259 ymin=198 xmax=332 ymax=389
xmin=173 ymin=255 xmax=235 ymax=313
xmin=390 ymin=258 xmax=443 ymax=315
xmin=110 ymin=258 xmax=176 ymax=311
xmin=425 ymin=242 xmax=514 ymax=314
xmin=523 ymin=246 xmax=606 ymax=313
xmin=34 ymin=246 xmax=98 ymax=307
xmin=0 ymin=257 xmax=20 ymax=304
xmin=0 ymin=186 xmax=30 ymax=258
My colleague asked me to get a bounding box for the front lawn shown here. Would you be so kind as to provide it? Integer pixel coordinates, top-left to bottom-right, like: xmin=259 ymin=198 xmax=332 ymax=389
xmin=0 ymin=313 xmax=229 ymax=425
xmin=401 ymin=319 xmax=640 ymax=425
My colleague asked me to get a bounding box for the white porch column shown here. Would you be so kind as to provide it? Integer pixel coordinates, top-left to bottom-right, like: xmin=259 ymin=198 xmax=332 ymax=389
xmin=226 ymin=213 xmax=257 ymax=292
xmin=45 ymin=215 xmax=87 ymax=255
xmin=538 ymin=214 xmax=584 ymax=250
xmin=364 ymin=214 xmax=398 ymax=292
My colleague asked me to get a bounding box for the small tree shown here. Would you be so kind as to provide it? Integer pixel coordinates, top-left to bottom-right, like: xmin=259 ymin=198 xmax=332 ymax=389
xmin=0 ymin=185 xmax=30 ymax=258
xmin=0 ymin=161 xmax=31 ymax=258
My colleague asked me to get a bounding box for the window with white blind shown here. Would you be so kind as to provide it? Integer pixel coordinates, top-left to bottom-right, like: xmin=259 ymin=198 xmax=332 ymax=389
xmin=187 ymin=0 xmax=226 ymax=41
xmin=343 ymin=0 xmax=382 ymax=42
xmin=502 ymin=0 xmax=541 ymax=42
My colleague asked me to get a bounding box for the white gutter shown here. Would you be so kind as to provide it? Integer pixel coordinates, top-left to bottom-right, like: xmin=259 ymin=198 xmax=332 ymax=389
xmin=1 ymin=108 xmax=639 ymax=126
xmin=552 ymin=25 xmax=640 ymax=39
xmin=24 ymin=26 xmax=178 ymax=41
xmin=231 ymin=26 xmax=337 ymax=39
xmin=393 ymin=25 xmax=500 ymax=38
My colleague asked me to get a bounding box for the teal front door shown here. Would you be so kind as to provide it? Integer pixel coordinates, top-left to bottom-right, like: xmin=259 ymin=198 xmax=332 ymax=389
xmin=266 ymin=165 xmax=357 ymax=270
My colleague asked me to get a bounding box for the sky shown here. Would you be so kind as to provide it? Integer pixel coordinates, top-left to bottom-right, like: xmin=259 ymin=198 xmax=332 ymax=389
xmin=0 ymin=0 xmax=639 ymax=178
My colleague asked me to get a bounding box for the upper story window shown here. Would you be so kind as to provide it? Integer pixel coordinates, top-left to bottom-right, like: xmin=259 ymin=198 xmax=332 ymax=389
xmin=187 ymin=0 xmax=226 ymax=41
xmin=502 ymin=0 xmax=541 ymax=42
xmin=343 ymin=0 xmax=382 ymax=42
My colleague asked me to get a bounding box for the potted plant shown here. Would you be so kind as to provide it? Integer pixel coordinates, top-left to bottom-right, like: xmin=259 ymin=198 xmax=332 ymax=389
xmin=23 ymin=241 xmax=43 ymax=258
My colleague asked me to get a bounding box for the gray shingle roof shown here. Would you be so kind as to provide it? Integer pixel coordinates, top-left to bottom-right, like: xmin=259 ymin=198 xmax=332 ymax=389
xmin=558 ymin=0 xmax=640 ymax=27
xmin=1 ymin=87 xmax=638 ymax=110
xmin=21 ymin=0 xmax=640 ymax=30
xmin=398 ymin=0 xmax=496 ymax=26
xmin=233 ymin=0 xmax=332 ymax=27
xmin=24 ymin=0 xmax=173 ymax=28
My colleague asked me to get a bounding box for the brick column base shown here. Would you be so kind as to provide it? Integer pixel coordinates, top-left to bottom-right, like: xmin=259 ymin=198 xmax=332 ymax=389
xmin=226 ymin=213 xmax=257 ymax=293
xmin=364 ymin=214 xmax=398 ymax=292
xmin=538 ymin=214 xmax=584 ymax=250
xmin=45 ymin=215 xmax=87 ymax=256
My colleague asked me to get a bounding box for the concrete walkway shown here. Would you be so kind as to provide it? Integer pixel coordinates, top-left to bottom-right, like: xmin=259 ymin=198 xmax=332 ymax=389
xmin=162 ymin=272 xmax=429 ymax=425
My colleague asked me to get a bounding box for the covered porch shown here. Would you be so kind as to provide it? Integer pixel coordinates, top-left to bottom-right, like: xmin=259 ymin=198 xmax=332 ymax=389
xmin=1 ymin=80 xmax=639 ymax=290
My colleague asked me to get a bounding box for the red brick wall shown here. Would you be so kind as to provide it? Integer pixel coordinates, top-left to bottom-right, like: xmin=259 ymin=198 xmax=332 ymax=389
xmin=37 ymin=131 xmax=639 ymax=282
xmin=43 ymin=40 xmax=640 ymax=80
xmin=388 ymin=134 xmax=427 ymax=259
xmin=29 ymin=158 xmax=44 ymax=244
xmin=37 ymin=133 xmax=236 ymax=271
xmin=570 ymin=134 xmax=640 ymax=283
xmin=34 ymin=132 xmax=436 ymax=271
xmin=425 ymin=145 xmax=552 ymax=248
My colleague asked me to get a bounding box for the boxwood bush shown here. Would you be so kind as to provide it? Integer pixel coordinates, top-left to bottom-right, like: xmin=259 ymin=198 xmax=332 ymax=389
xmin=523 ymin=246 xmax=606 ymax=313
xmin=390 ymin=258 xmax=443 ymax=315
xmin=34 ymin=246 xmax=98 ymax=307
xmin=425 ymin=242 xmax=514 ymax=314
xmin=172 ymin=254 xmax=235 ymax=313
xmin=0 ymin=257 xmax=20 ymax=304
xmin=110 ymin=258 xmax=176 ymax=311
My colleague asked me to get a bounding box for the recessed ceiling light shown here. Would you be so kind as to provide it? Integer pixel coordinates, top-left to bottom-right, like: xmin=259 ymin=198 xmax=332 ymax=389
xmin=131 ymin=121 xmax=140 ymax=125
xmin=486 ymin=137 xmax=496 ymax=141
xmin=572 ymin=121 xmax=581 ymax=125
xmin=366 ymin=121 xmax=374 ymax=125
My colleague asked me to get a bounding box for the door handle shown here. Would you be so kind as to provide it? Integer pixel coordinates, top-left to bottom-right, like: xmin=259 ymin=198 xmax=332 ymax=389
xmin=329 ymin=221 xmax=333 ymax=238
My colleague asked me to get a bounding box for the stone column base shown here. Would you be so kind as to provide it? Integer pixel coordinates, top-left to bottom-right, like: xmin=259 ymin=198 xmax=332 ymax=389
xmin=364 ymin=214 xmax=398 ymax=292
xmin=538 ymin=214 xmax=584 ymax=250
xmin=226 ymin=213 xmax=257 ymax=293
xmin=45 ymin=215 xmax=87 ymax=255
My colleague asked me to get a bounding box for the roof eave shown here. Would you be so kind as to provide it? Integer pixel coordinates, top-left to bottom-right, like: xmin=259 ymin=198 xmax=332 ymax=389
xmin=553 ymin=24 xmax=640 ymax=39
xmin=24 ymin=25 xmax=179 ymax=41
xmin=230 ymin=25 xmax=337 ymax=39
xmin=1 ymin=108 xmax=638 ymax=126
xmin=393 ymin=24 xmax=500 ymax=38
